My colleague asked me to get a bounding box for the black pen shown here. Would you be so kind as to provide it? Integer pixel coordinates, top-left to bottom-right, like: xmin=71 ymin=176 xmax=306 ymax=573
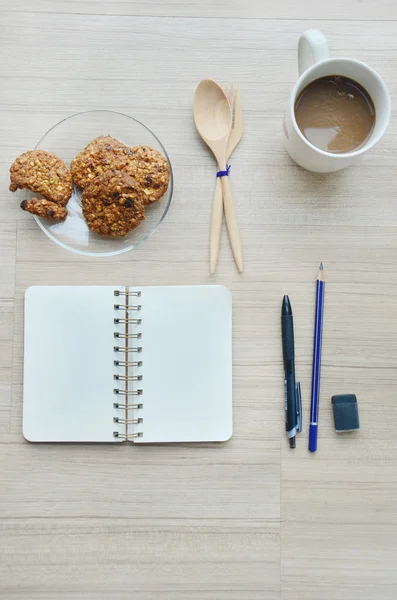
xmin=281 ymin=295 xmax=301 ymax=448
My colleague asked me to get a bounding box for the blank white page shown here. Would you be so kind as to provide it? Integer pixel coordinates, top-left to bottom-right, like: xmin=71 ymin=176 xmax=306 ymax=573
xmin=133 ymin=285 xmax=232 ymax=443
xmin=23 ymin=286 xmax=121 ymax=442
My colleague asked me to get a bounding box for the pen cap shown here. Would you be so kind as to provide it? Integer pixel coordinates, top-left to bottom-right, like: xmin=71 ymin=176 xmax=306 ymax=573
xmin=281 ymin=296 xmax=295 ymax=360
xmin=282 ymin=323 xmax=295 ymax=359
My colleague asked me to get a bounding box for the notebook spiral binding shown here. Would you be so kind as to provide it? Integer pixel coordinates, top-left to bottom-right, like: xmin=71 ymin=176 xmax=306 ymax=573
xmin=113 ymin=289 xmax=143 ymax=440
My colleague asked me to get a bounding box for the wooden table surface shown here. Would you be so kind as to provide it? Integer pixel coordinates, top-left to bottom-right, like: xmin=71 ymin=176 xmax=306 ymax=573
xmin=1 ymin=2 xmax=397 ymax=598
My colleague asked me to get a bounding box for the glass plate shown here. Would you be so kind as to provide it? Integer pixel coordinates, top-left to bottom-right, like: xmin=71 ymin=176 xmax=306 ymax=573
xmin=27 ymin=110 xmax=173 ymax=256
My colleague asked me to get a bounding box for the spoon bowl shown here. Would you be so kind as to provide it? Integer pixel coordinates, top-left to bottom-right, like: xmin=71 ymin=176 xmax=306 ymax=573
xmin=193 ymin=79 xmax=232 ymax=163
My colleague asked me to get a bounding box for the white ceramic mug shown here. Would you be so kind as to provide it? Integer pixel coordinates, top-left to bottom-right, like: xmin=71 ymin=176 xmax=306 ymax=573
xmin=283 ymin=29 xmax=391 ymax=173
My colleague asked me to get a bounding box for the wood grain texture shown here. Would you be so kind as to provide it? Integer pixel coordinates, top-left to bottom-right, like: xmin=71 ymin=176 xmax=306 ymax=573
xmin=1 ymin=1 xmax=397 ymax=598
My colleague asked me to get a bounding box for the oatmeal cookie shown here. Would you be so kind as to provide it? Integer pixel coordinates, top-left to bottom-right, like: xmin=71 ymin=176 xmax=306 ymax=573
xmin=71 ymin=136 xmax=128 ymax=189
xmin=116 ymin=145 xmax=170 ymax=203
xmin=20 ymin=198 xmax=68 ymax=221
xmin=9 ymin=150 xmax=72 ymax=205
xmin=82 ymin=169 xmax=146 ymax=236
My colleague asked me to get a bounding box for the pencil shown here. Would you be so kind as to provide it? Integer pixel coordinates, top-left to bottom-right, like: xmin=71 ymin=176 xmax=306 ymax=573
xmin=308 ymin=263 xmax=325 ymax=453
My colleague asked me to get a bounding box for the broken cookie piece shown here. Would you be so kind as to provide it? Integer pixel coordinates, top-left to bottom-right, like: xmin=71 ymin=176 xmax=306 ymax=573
xmin=10 ymin=150 xmax=72 ymax=205
xmin=20 ymin=198 xmax=68 ymax=221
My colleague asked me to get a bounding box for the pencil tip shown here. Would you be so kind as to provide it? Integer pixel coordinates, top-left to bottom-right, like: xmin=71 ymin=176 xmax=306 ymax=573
xmin=317 ymin=262 xmax=325 ymax=281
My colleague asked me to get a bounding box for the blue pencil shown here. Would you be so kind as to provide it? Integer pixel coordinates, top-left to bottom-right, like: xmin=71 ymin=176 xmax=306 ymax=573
xmin=308 ymin=263 xmax=325 ymax=453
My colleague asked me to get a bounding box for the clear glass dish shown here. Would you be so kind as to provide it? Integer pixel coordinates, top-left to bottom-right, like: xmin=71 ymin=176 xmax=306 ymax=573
xmin=27 ymin=110 xmax=173 ymax=256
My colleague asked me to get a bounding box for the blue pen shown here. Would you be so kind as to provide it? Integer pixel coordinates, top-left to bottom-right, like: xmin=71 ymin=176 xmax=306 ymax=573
xmin=308 ymin=263 xmax=325 ymax=453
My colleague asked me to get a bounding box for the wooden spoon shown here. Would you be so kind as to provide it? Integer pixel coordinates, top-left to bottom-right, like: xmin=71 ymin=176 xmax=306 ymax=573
xmin=194 ymin=79 xmax=243 ymax=273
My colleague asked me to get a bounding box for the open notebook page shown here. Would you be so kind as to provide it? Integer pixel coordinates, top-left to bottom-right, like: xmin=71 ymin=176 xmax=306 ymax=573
xmin=23 ymin=286 xmax=122 ymax=442
xmin=131 ymin=285 xmax=232 ymax=443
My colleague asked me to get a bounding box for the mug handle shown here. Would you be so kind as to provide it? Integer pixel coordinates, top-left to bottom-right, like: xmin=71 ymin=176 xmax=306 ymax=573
xmin=298 ymin=29 xmax=329 ymax=76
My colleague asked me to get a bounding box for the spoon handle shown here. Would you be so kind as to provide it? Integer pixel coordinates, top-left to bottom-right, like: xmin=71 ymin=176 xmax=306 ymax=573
xmin=220 ymin=175 xmax=243 ymax=273
xmin=209 ymin=177 xmax=223 ymax=275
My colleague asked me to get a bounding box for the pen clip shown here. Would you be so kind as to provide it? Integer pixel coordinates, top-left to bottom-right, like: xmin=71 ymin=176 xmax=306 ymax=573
xmin=296 ymin=382 xmax=302 ymax=433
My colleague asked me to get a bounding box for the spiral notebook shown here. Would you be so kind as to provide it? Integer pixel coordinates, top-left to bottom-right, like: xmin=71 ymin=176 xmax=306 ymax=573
xmin=23 ymin=285 xmax=232 ymax=443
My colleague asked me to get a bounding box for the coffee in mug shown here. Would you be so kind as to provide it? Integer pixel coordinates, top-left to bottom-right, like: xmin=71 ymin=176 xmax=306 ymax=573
xmin=294 ymin=75 xmax=375 ymax=153
xmin=283 ymin=29 xmax=390 ymax=172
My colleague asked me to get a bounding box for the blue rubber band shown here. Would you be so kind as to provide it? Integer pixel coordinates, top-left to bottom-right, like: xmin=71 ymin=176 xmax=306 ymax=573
xmin=216 ymin=164 xmax=231 ymax=178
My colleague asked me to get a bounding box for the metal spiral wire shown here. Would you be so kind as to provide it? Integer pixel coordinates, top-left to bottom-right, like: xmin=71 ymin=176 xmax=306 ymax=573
xmin=113 ymin=289 xmax=143 ymax=440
